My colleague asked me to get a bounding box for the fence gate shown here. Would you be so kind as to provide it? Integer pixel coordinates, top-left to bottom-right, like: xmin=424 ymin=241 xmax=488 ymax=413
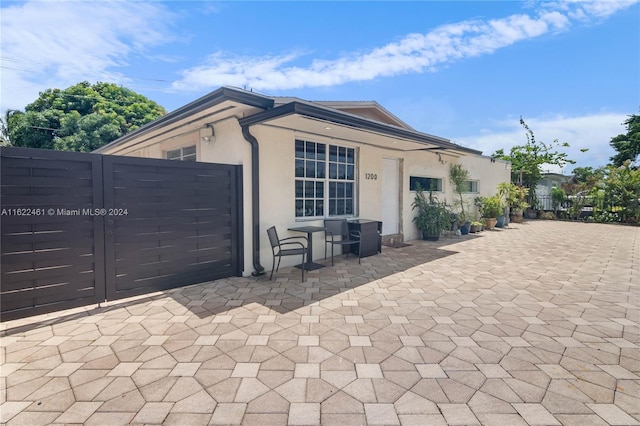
xmin=1 ymin=147 xmax=243 ymax=321
xmin=102 ymin=155 xmax=242 ymax=301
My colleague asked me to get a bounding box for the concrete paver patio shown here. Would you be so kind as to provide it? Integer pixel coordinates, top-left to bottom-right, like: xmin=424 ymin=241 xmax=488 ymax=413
xmin=1 ymin=221 xmax=638 ymax=425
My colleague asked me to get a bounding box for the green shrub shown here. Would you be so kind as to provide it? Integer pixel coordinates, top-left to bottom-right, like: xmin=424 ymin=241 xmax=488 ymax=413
xmin=477 ymin=195 xmax=503 ymax=218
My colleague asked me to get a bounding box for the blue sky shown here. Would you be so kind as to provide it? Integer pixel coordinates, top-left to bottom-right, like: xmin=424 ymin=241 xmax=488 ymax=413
xmin=2 ymin=1 xmax=638 ymax=172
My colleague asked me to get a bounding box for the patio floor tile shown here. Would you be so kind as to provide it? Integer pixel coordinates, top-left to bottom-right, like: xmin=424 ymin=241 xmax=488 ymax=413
xmin=416 ymin=364 xmax=448 ymax=378
xmin=289 ymin=402 xmax=320 ymax=425
xmin=513 ymin=403 xmax=561 ymax=425
xmin=210 ymin=402 xmax=246 ymax=424
xmin=1 ymin=222 xmax=637 ymax=425
xmin=168 ymin=362 xmax=201 ymax=377
xmin=231 ymin=363 xmax=260 ymax=378
xmin=355 ymin=364 xmax=383 ymax=379
xmin=295 ymin=363 xmax=320 ymax=378
xmin=365 ymin=403 xmax=400 ymax=425
xmin=439 ymin=403 xmax=481 ymax=425
xmin=349 ymin=336 xmax=372 ymax=347
xmin=106 ymin=362 xmax=141 ymax=376
xmin=587 ymin=403 xmax=640 ymax=425
xmin=0 ymin=401 xmax=32 ymax=423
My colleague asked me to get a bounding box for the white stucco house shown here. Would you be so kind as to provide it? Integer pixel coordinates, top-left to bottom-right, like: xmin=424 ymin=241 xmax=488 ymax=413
xmin=536 ymin=172 xmax=571 ymax=210
xmin=96 ymin=87 xmax=511 ymax=276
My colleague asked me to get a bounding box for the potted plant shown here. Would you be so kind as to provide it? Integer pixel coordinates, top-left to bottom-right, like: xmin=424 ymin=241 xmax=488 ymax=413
xmin=497 ymin=182 xmax=528 ymax=224
xmin=497 ymin=182 xmax=511 ymax=228
xmin=477 ymin=195 xmax=503 ymax=230
xmin=412 ymin=185 xmax=451 ymax=241
xmin=470 ymin=221 xmax=483 ymax=233
xmin=511 ymin=186 xmax=529 ymax=223
xmin=449 ymin=164 xmax=472 ymax=222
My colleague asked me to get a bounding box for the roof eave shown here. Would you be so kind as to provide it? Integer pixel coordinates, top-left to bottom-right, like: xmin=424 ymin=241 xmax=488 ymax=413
xmin=95 ymin=87 xmax=274 ymax=153
xmin=239 ymin=102 xmax=482 ymax=156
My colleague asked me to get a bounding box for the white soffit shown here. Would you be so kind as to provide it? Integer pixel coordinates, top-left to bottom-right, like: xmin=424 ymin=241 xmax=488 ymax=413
xmin=260 ymin=114 xmax=468 ymax=155
xmin=99 ymin=100 xmax=253 ymax=154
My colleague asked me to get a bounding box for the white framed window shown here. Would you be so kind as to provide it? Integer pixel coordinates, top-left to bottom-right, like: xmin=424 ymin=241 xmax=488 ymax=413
xmin=295 ymin=139 xmax=356 ymax=218
xmin=463 ymin=180 xmax=479 ymax=193
xmin=409 ymin=176 xmax=442 ymax=192
xmin=166 ymin=145 xmax=196 ymax=161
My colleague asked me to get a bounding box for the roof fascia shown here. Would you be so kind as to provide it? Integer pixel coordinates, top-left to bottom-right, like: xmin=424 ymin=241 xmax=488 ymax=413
xmin=239 ymin=101 xmax=482 ymax=155
xmin=95 ymin=87 xmax=274 ymax=153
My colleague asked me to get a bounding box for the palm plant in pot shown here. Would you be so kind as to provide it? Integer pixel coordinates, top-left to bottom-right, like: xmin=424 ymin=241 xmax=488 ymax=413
xmin=510 ymin=185 xmax=529 ymax=223
xmin=412 ymin=184 xmax=451 ymax=241
xmin=497 ymin=182 xmax=512 ymax=227
xmin=476 ymin=195 xmax=503 ymax=230
xmin=497 ymin=182 xmax=528 ymax=224
xmin=449 ymin=164 xmax=472 ymax=228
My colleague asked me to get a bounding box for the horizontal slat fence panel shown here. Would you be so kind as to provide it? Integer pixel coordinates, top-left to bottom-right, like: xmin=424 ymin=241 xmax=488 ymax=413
xmin=1 ymin=147 xmax=105 ymax=320
xmin=103 ymin=155 xmax=242 ymax=301
xmin=1 ymin=147 xmax=242 ymax=320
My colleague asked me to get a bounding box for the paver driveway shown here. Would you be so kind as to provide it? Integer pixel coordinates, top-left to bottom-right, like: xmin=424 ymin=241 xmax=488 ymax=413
xmin=1 ymin=221 xmax=638 ymax=425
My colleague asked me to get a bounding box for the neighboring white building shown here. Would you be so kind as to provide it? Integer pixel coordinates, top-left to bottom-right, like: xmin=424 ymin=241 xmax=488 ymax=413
xmin=536 ymin=172 xmax=571 ymax=210
xmin=96 ymin=87 xmax=511 ymax=276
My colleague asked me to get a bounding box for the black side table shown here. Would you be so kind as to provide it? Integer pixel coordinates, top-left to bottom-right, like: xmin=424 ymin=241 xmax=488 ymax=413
xmin=287 ymin=226 xmax=326 ymax=270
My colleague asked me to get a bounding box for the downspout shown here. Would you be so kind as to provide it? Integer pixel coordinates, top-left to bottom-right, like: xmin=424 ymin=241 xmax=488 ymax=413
xmin=241 ymin=124 xmax=266 ymax=276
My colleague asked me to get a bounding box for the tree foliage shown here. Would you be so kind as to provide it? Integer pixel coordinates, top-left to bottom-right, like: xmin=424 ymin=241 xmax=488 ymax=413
xmin=572 ymin=166 xmax=605 ymax=187
xmin=561 ymin=162 xmax=640 ymax=224
xmin=602 ymin=162 xmax=640 ymax=223
xmin=609 ymin=113 xmax=640 ymax=167
xmin=4 ymin=82 xmax=165 ymax=152
xmin=493 ymin=117 xmax=574 ymax=204
xmin=1 ymin=110 xmax=21 ymax=146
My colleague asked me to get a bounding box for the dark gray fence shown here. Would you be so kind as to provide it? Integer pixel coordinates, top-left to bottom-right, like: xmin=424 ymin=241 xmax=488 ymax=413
xmin=1 ymin=147 xmax=243 ymax=321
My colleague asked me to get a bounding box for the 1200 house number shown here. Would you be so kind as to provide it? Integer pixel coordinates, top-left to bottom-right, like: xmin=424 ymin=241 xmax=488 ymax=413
xmin=365 ymin=173 xmax=377 ymax=180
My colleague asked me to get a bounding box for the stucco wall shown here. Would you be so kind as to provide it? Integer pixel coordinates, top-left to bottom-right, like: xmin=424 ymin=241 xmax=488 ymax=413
xmin=459 ymin=155 xmax=512 ymax=213
xmin=100 ymin=118 xmax=511 ymax=276
xmin=100 ymin=117 xmax=257 ymax=277
xmin=200 ymin=119 xmax=255 ymax=276
xmin=252 ymin=127 xmax=512 ymax=267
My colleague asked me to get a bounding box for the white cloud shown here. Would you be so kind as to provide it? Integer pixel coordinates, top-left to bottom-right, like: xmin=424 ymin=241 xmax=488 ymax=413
xmin=456 ymin=113 xmax=628 ymax=173
xmin=0 ymin=1 xmax=174 ymax=111
xmin=172 ymin=0 xmax=635 ymax=92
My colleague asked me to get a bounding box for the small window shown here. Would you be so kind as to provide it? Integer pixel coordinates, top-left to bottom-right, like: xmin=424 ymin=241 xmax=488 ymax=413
xmin=166 ymin=145 xmax=196 ymax=161
xmin=463 ymin=180 xmax=478 ymax=193
xmin=409 ymin=176 xmax=442 ymax=192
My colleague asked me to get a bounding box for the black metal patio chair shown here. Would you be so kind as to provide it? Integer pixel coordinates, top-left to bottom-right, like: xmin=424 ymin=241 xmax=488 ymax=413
xmin=324 ymin=219 xmax=361 ymax=266
xmin=266 ymin=226 xmax=308 ymax=281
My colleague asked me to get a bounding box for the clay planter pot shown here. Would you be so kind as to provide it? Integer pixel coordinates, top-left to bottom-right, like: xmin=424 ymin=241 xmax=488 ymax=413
xmin=483 ymin=217 xmax=498 ymax=230
xmin=510 ymin=208 xmax=524 ymax=223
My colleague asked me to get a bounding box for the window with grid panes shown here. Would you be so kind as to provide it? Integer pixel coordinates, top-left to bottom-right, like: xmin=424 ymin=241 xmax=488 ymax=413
xmin=295 ymin=140 xmax=356 ymax=218
xmin=166 ymin=145 xmax=196 ymax=161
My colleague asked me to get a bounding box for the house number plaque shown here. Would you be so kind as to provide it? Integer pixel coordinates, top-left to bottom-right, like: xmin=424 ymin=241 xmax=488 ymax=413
xmin=365 ymin=173 xmax=378 ymax=180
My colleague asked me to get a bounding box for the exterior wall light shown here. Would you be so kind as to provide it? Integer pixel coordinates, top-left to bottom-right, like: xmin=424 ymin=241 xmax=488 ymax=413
xmin=200 ymin=124 xmax=215 ymax=144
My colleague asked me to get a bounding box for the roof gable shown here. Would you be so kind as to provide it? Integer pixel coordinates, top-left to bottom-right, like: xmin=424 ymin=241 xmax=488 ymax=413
xmin=313 ymin=101 xmax=415 ymax=130
xmin=272 ymin=98 xmax=415 ymax=130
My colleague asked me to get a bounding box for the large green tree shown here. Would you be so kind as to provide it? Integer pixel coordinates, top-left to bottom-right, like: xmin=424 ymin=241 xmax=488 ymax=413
xmin=609 ymin=113 xmax=640 ymax=167
xmin=493 ymin=117 xmax=574 ymax=204
xmin=5 ymin=82 xmax=165 ymax=152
